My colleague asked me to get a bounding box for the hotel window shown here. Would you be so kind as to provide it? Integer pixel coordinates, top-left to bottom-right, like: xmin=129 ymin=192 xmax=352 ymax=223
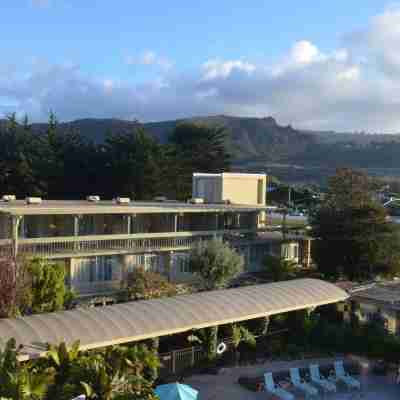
xmin=175 ymin=254 xmax=191 ymax=273
xmin=293 ymin=244 xmax=299 ymax=259
xmin=73 ymin=256 xmax=114 ymax=283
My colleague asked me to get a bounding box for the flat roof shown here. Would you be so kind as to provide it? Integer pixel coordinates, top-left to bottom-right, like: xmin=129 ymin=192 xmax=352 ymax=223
xmin=352 ymin=282 xmax=400 ymax=308
xmin=0 ymin=200 xmax=267 ymax=216
xmin=0 ymin=278 xmax=348 ymax=360
xmin=193 ymin=172 xmax=266 ymax=178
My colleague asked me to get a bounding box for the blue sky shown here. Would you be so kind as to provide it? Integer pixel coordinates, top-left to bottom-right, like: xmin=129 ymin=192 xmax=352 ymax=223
xmin=1 ymin=1 xmax=400 ymax=132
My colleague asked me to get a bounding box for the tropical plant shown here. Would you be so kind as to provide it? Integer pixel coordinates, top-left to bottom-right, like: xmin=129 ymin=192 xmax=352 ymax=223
xmin=0 ymin=339 xmax=52 ymax=400
xmin=46 ymin=341 xmax=80 ymax=383
xmin=231 ymin=324 xmax=256 ymax=364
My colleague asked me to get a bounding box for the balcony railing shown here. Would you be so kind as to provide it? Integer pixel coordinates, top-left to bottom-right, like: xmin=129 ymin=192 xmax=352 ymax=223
xmin=2 ymin=230 xmax=254 ymax=259
xmin=0 ymin=239 xmax=12 ymax=257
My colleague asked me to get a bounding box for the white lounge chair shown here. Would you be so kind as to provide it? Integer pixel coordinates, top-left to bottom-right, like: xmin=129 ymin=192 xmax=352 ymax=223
xmin=290 ymin=367 xmax=318 ymax=397
xmin=309 ymin=364 xmax=336 ymax=393
xmin=333 ymin=360 xmax=361 ymax=390
xmin=264 ymin=372 xmax=295 ymax=400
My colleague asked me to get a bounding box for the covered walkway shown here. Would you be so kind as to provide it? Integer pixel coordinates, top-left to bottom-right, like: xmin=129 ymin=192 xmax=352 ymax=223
xmin=0 ymin=279 xmax=348 ymax=360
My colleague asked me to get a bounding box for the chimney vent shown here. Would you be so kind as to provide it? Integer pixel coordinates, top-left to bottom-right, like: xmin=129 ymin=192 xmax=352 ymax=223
xmin=87 ymin=196 xmax=100 ymax=202
xmin=2 ymin=195 xmax=16 ymax=202
xmin=188 ymin=198 xmax=204 ymax=204
xmin=26 ymin=197 xmax=42 ymax=204
xmin=114 ymin=197 xmax=130 ymax=204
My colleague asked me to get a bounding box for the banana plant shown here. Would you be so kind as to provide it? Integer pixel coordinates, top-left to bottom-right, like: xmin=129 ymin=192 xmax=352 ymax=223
xmin=4 ymin=366 xmax=51 ymax=400
xmin=46 ymin=340 xmax=80 ymax=386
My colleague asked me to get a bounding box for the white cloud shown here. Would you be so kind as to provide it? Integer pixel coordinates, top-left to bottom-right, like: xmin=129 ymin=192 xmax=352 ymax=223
xmin=289 ymin=40 xmax=323 ymax=65
xmin=126 ymin=50 xmax=173 ymax=70
xmin=30 ymin=0 xmax=51 ymax=8
xmin=201 ymin=59 xmax=256 ymax=81
xmin=5 ymin=5 xmax=400 ymax=132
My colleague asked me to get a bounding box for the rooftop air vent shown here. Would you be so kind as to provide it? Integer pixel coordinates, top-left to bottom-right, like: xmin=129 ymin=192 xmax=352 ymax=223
xmin=26 ymin=197 xmax=42 ymax=204
xmin=188 ymin=197 xmax=204 ymax=204
xmin=2 ymin=195 xmax=16 ymax=202
xmin=87 ymin=196 xmax=100 ymax=202
xmin=154 ymin=196 xmax=168 ymax=202
xmin=114 ymin=197 xmax=130 ymax=204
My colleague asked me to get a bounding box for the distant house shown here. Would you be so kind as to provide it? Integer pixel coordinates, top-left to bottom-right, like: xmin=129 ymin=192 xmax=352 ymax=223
xmin=342 ymin=282 xmax=400 ymax=335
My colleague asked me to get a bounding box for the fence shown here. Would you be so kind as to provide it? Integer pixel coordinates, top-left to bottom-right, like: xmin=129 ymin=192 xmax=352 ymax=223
xmin=158 ymin=330 xmax=288 ymax=376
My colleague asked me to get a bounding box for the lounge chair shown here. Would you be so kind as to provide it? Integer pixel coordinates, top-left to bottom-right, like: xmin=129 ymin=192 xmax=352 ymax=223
xmin=309 ymin=364 xmax=336 ymax=393
xmin=264 ymin=372 xmax=295 ymax=400
xmin=333 ymin=360 xmax=361 ymax=390
xmin=290 ymin=367 xmax=318 ymax=397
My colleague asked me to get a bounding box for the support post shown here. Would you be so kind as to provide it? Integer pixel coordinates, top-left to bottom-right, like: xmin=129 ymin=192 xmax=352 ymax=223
xmin=191 ymin=346 xmax=195 ymax=366
xmin=174 ymin=214 xmax=178 ymax=232
xmin=11 ymin=215 xmax=22 ymax=259
xmin=214 ymin=213 xmax=219 ymax=239
xmin=171 ymin=350 xmax=176 ymax=374
xmin=73 ymin=215 xmax=80 ymax=236
xmin=126 ymin=215 xmax=131 ymax=234
xmin=262 ymin=316 xmax=270 ymax=336
xmin=73 ymin=215 xmax=80 ymax=252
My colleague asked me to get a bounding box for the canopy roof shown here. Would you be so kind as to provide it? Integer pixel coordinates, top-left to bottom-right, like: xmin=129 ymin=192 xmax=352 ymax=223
xmin=0 ymin=279 xmax=348 ymax=360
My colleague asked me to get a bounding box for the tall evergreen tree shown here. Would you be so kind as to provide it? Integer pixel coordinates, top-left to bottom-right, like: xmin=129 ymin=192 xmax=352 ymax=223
xmin=0 ymin=113 xmax=41 ymax=196
xmin=167 ymin=123 xmax=231 ymax=199
xmin=104 ymin=127 xmax=164 ymax=200
xmin=311 ymin=168 xmax=400 ymax=280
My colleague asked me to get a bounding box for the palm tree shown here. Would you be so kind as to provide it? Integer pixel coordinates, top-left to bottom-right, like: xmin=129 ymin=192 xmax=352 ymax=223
xmin=45 ymin=341 xmax=81 ymax=399
xmin=231 ymin=324 xmax=256 ymax=364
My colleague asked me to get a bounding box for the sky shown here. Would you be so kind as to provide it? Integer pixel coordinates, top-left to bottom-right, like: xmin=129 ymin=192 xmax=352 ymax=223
xmin=1 ymin=1 xmax=400 ymax=132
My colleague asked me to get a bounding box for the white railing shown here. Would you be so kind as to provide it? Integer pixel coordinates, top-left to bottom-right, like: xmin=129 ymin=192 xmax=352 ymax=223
xmin=0 ymin=239 xmax=12 ymax=257
xmin=8 ymin=229 xmax=254 ymax=258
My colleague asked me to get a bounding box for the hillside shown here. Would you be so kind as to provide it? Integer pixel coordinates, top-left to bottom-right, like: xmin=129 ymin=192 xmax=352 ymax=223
xmin=1 ymin=115 xmax=317 ymax=162
xmin=3 ymin=115 xmax=400 ymax=183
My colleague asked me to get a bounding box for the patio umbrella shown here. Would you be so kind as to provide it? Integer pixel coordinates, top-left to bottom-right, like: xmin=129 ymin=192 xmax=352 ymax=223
xmin=155 ymin=383 xmax=199 ymax=400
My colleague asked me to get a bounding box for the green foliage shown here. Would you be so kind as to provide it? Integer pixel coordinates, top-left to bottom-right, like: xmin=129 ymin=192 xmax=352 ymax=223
xmin=311 ymin=168 xmax=400 ymax=280
xmin=189 ymin=239 xmax=244 ymax=290
xmin=38 ymin=341 xmax=160 ymax=400
xmin=0 ymin=339 xmax=52 ymax=400
xmin=307 ymin=317 xmax=400 ymax=363
xmin=167 ymin=123 xmax=231 ymax=199
xmin=121 ymin=267 xmax=177 ymax=301
xmin=198 ymin=326 xmax=219 ymax=361
xmin=0 ymin=115 xmax=233 ymax=202
xmin=26 ymin=259 xmax=66 ymax=314
xmin=231 ymin=324 xmax=256 ymax=349
xmin=262 ymin=254 xmax=295 ymax=282
xmin=104 ymin=128 xmax=165 ymax=200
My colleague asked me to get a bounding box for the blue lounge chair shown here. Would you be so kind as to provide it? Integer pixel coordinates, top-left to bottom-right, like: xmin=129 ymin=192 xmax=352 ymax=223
xmin=264 ymin=372 xmax=295 ymax=400
xmin=310 ymin=364 xmax=336 ymax=393
xmin=333 ymin=360 xmax=361 ymax=390
xmin=290 ymin=367 xmax=318 ymax=397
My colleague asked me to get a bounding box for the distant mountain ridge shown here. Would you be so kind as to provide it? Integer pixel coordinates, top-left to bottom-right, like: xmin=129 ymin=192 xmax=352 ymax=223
xmin=2 ymin=115 xmax=400 ymax=170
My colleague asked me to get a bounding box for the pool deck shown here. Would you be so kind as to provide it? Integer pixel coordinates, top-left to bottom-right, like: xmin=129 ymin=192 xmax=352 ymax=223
xmin=184 ymin=358 xmax=400 ymax=400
